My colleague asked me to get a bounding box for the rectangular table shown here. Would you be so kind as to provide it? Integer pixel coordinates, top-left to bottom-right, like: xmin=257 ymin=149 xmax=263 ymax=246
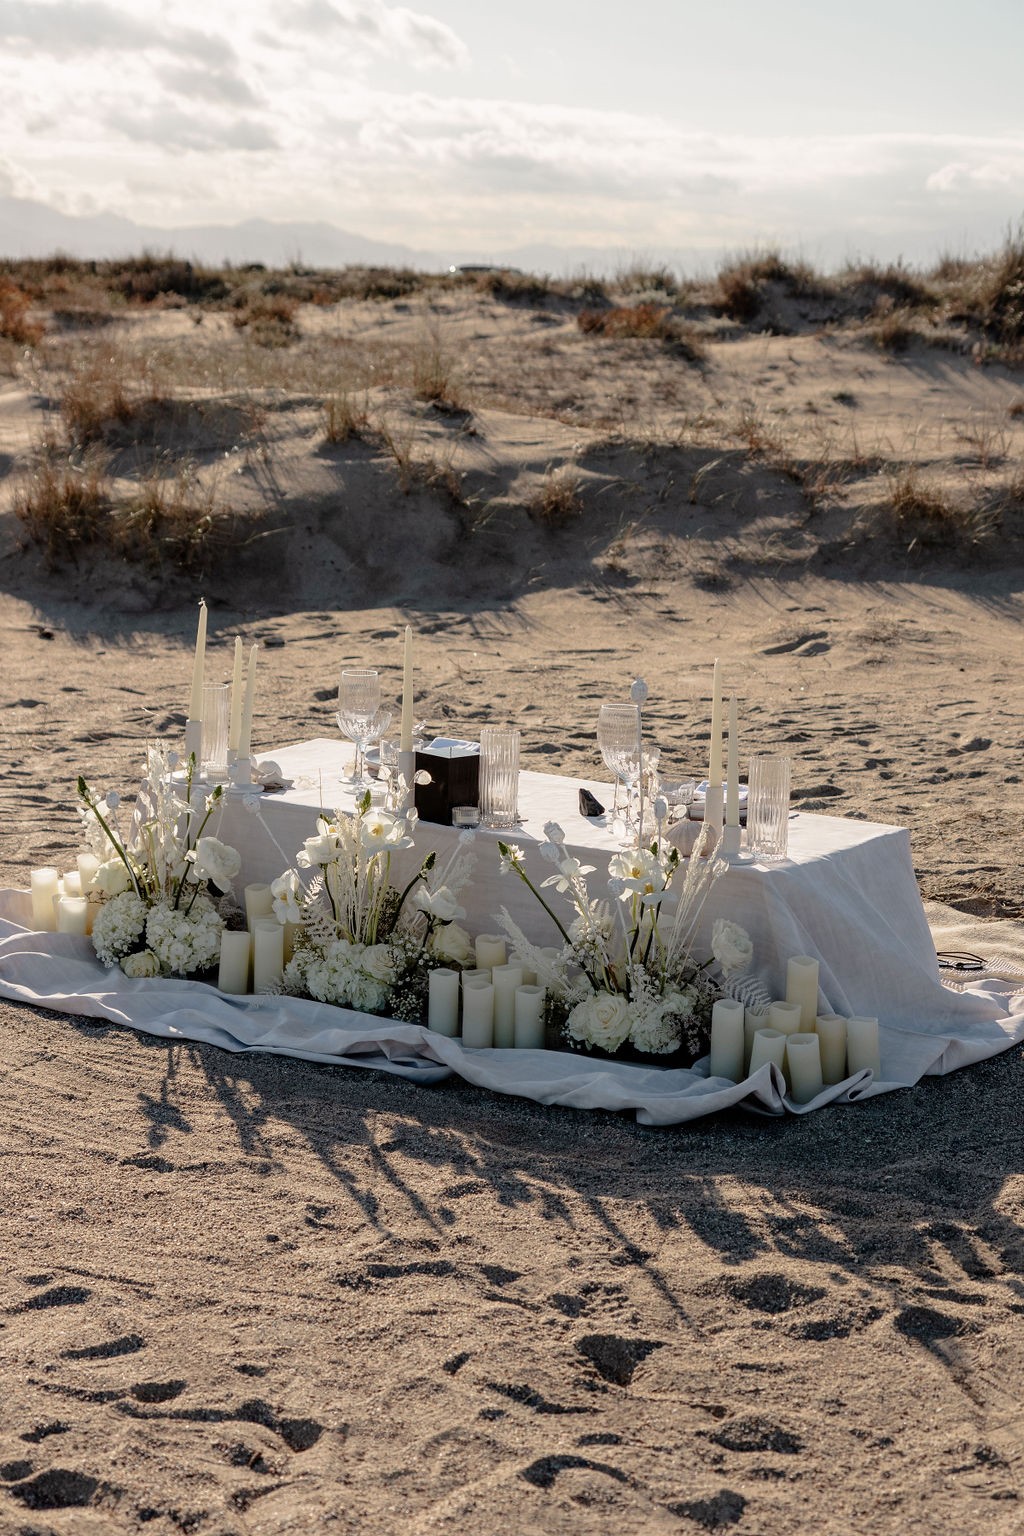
xmin=217 ymin=739 xmax=962 ymax=1031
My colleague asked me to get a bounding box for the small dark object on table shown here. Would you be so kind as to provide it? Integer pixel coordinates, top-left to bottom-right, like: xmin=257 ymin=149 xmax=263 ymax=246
xmin=579 ymin=787 xmax=605 ymax=817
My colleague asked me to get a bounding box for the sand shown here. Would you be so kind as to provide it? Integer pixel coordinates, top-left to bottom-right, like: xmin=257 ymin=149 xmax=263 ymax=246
xmin=0 ymin=287 xmax=1022 ymax=1533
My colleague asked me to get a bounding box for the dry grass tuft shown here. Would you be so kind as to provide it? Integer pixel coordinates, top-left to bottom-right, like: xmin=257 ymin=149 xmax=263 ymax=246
xmin=322 ymin=389 xmax=369 ymax=445
xmin=14 ymin=452 xmax=111 ymax=563
xmin=864 ymin=298 xmax=920 ymax=353
xmin=884 ymin=467 xmax=994 ymax=548
xmin=578 ymin=304 xmax=704 ymax=360
xmin=231 ymin=292 xmax=299 ymax=346
xmin=60 ymin=353 xmax=161 ymax=448
xmin=714 ymin=251 xmax=828 ymax=322
xmin=411 ymin=326 xmax=464 ymax=407
xmin=0 ymin=278 xmax=43 ymax=345
xmin=529 ymin=466 xmax=584 ymax=524
xmin=475 ymin=269 xmax=555 ymax=306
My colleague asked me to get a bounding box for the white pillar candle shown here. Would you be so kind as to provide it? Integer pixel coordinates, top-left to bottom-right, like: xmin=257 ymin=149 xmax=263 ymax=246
xmin=228 ymin=635 xmax=244 ymax=754
xmin=30 ymin=867 xmax=59 ymax=931
xmin=725 ymin=694 xmax=740 ymax=829
xmin=749 ymin=1027 xmax=787 ymax=1075
xmin=511 ymin=952 xmax=537 ymax=986
xmin=514 ymin=985 xmax=546 ymax=1048
xmin=474 ymin=934 xmax=507 ymax=970
xmin=744 ymin=1007 xmax=769 ymax=1072
xmin=491 ymin=963 xmax=524 ymax=1048
xmin=77 ymin=852 xmax=100 ymax=893
xmin=218 ymin=930 xmax=251 ymax=994
xmin=768 ymin=1000 xmax=803 ymax=1038
xmin=56 ymin=895 xmax=89 ymax=935
xmin=461 ymin=968 xmax=492 ymax=988
xmin=708 ymin=997 xmax=745 ymax=1081
xmin=400 ymin=624 xmax=414 ymax=752
xmin=238 ymin=643 xmax=258 ymax=759
xmin=189 ymin=598 xmax=207 ymax=722
xmin=244 ymin=883 xmax=274 ymax=927
xmin=61 ymin=870 xmax=82 ymax=897
xmin=815 ymin=1014 xmax=848 ymax=1085
xmin=846 ymin=1016 xmax=881 ymax=1078
xmin=786 ymin=955 xmax=820 ymax=1030
xmin=461 ymin=982 xmax=494 ymax=1048
xmin=428 ymin=968 xmax=460 ymax=1035
xmin=786 ymin=1032 xmax=824 ymax=1104
xmin=251 ymin=920 xmax=284 ymax=993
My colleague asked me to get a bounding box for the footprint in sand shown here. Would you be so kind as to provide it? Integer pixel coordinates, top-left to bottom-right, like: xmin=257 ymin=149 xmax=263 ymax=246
xmin=575 ymin=1334 xmax=664 ymax=1387
xmin=62 ymin=1334 xmax=145 ymax=1360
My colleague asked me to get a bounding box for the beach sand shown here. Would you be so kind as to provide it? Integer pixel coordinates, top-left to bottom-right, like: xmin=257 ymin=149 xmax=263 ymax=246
xmin=0 ymin=284 xmax=1022 ymax=1532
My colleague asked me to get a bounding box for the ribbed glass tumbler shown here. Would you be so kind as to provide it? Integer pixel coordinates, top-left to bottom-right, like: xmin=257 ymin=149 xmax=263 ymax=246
xmin=746 ymin=754 xmax=791 ymax=860
xmin=479 ymin=727 xmax=520 ymax=829
xmin=201 ymin=682 xmax=230 ymax=779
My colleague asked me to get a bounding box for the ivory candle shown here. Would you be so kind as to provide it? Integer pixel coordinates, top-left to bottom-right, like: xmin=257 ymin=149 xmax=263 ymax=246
xmin=744 ymin=1007 xmax=769 ymax=1072
xmin=708 ymin=658 xmax=723 ymax=786
xmin=491 ymin=963 xmax=524 ymax=1048
xmin=244 ymin=883 xmax=274 ymax=927
xmin=786 ymin=955 xmax=820 ymax=1029
xmin=708 ymin=998 xmax=745 ymax=1081
xmin=252 ymin=920 xmax=284 ymax=993
xmin=725 ymin=694 xmax=740 ymax=829
xmin=511 ymin=952 xmax=537 ymax=986
xmin=749 ymin=1027 xmax=787 ymax=1075
xmin=189 ymin=598 xmax=207 ymax=723
xmin=428 ymin=968 xmax=460 ymax=1036
xmin=400 ymin=624 xmax=413 ymax=752
xmin=786 ymin=1032 xmax=824 ymax=1104
xmin=56 ymin=895 xmax=89 ymax=935
xmin=846 ymin=1016 xmax=882 ymax=1078
xmin=30 ymin=867 xmax=59 ymax=931
xmin=62 ymin=870 xmax=83 ymax=897
xmin=475 ymin=934 xmax=507 ymax=970
xmin=768 ymin=1000 xmax=802 ymax=1038
xmin=461 ymin=983 xmax=494 ymax=1048
xmin=462 ymin=968 xmax=492 ymax=988
xmin=815 ymin=1014 xmax=848 ymax=1084
xmin=77 ymin=852 xmax=100 ymax=893
xmin=218 ymin=930 xmax=251 ymax=994
xmin=514 ymin=985 xmax=546 ymax=1049
xmin=228 ymin=635 xmax=244 ymax=754
xmin=238 ymin=643 xmax=257 ymax=759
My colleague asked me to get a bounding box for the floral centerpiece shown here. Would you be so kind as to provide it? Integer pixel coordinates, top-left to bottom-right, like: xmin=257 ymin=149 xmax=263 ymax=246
xmin=495 ymin=821 xmax=754 ymax=1063
xmin=78 ymin=749 xmax=241 ymax=978
xmin=276 ymin=792 xmax=475 ymax=1021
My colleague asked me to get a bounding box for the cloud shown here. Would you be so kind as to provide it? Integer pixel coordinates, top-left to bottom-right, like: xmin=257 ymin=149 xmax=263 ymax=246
xmin=0 ymin=0 xmax=235 ymax=67
xmin=105 ymin=105 xmax=278 ymax=153
xmin=283 ymin=0 xmax=468 ymax=69
xmin=156 ymin=63 xmax=260 ymax=109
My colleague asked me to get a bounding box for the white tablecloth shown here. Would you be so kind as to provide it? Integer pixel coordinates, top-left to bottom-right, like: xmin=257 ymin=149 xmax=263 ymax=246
xmin=218 ymin=739 xmax=964 ymax=1030
xmin=1 ymin=888 xmax=1022 ymax=1126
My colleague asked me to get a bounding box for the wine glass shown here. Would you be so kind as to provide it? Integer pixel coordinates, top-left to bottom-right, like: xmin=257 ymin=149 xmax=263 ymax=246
xmin=337 ymin=669 xmax=380 ymax=789
xmin=597 ymin=702 xmax=640 ymax=821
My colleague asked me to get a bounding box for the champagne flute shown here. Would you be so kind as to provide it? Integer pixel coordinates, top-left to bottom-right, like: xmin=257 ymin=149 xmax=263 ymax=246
xmin=597 ymin=702 xmax=640 ymax=821
xmin=337 ymin=669 xmax=380 ymax=789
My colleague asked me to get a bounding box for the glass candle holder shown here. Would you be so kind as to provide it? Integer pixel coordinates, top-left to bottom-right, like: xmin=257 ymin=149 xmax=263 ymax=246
xmin=479 ymin=726 xmax=520 ymax=829
xmin=747 ymin=754 xmax=791 ymax=860
xmin=201 ymin=682 xmax=230 ymax=779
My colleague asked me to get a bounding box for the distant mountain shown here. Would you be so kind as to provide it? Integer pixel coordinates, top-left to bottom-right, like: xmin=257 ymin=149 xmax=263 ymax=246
xmin=0 ymin=195 xmax=442 ymax=270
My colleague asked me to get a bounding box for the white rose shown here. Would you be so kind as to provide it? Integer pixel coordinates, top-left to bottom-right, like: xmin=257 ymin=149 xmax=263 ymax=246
xmin=93 ymin=859 xmax=132 ymax=897
xmin=412 ymin=884 xmax=465 ymax=922
xmin=429 ymin=921 xmax=473 ymax=965
xmin=711 ymin=918 xmax=754 ymax=976
xmin=121 ymin=949 xmax=160 ymax=979
xmin=566 ymin=990 xmax=632 ymax=1052
xmin=190 ymin=836 xmax=242 ymax=894
xmin=361 ymin=943 xmax=400 ymax=983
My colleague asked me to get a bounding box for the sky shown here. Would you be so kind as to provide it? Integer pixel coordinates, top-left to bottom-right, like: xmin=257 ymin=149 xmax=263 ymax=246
xmin=2 ymin=0 xmax=1024 ymax=269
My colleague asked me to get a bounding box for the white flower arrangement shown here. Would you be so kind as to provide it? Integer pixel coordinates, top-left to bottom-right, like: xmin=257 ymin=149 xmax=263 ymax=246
xmin=496 ymin=823 xmax=753 ymax=1062
xmin=78 ymin=748 xmax=240 ymax=978
xmin=278 ymin=790 xmax=476 ymax=1020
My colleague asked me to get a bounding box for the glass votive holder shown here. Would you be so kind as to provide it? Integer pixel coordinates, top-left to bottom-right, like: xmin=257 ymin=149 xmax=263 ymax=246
xmin=201 ymin=682 xmax=230 ymax=780
xmin=479 ymin=726 xmax=520 ymax=829
xmin=452 ymin=805 xmax=481 ymax=829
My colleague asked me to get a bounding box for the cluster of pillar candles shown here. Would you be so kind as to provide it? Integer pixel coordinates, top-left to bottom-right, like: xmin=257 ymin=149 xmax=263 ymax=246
xmin=707 ymin=953 xmax=882 ymax=1099
xmin=29 ymin=857 xmax=101 ymax=934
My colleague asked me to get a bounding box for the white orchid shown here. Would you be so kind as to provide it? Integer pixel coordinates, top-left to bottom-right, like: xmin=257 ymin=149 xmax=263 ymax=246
xmin=541 ymin=854 xmax=596 ymax=894
xmin=271 ymin=869 xmax=302 ymax=924
xmin=189 ymin=836 xmax=241 ymax=894
xmin=411 ymin=884 xmax=465 ymax=922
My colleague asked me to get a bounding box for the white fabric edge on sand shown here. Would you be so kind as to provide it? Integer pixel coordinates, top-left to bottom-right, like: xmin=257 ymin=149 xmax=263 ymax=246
xmin=1 ymin=889 xmax=1023 ymax=1128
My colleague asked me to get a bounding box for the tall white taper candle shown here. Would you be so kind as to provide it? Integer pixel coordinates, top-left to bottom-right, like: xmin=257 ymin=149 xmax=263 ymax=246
xmin=400 ymin=625 xmax=413 ymax=752
xmin=705 ymin=659 xmax=724 ymax=831
xmin=189 ymin=599 xmax=207 ymax=723
xmin=726 ymin=694 xmax=739 ymax=827
xmin=238 ymin=644 xmax=257 ymax=759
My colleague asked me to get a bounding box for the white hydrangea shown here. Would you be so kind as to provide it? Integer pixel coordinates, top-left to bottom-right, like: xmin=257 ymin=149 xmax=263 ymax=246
xmin=92 ymin=891 xmax=147 ymax=967
xmin=145 ymin=897 xmax=222 ymax=977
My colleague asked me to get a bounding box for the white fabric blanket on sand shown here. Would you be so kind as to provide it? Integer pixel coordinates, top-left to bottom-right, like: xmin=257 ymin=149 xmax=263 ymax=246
xmin=1 ymin=890 xmax=1022 ymax=1128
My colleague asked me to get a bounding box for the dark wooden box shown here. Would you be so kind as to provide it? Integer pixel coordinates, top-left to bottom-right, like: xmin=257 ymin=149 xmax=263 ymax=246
xmin=414 ymin=747 xmax=480 ymax=825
